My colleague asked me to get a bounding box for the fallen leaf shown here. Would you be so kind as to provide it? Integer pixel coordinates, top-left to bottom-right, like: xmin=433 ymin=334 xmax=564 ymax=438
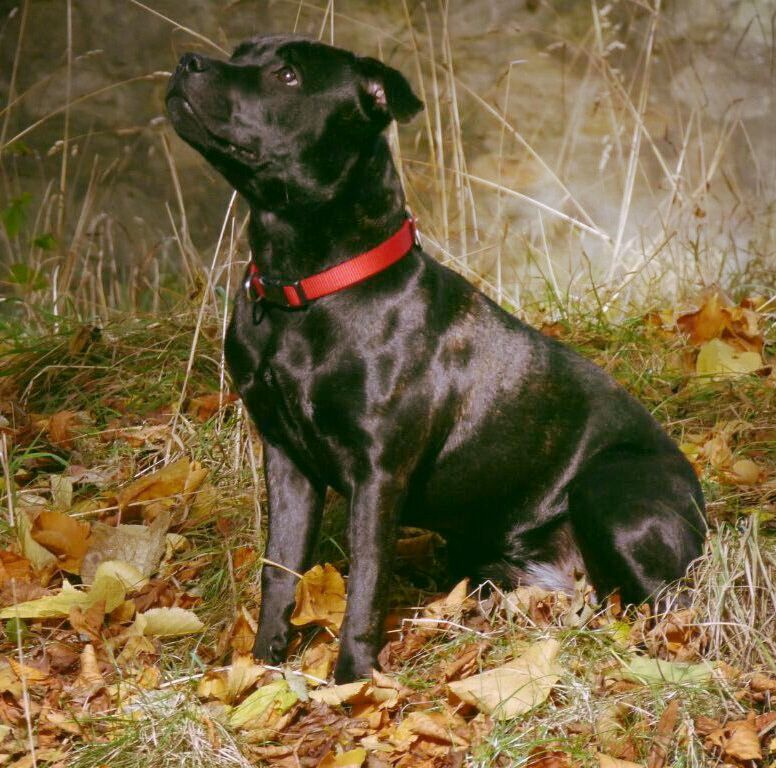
xmin=677 ymin=289 xmax=764 ymax=351
xmin=647 ymin=699 xmax=680 ymax=768
xmin=749 ymin=672 xmax=776 ymax=692
xmin=704 ymin=713 xmax=762 ymax=762
xmin=0 ymin=550 xmax=33 ymax=584
xmin=696 ymin=339 xmax=763 ymax=377
xmin=309 ymin=681 xmax=369 ymax=707
xmin=229 ymin=608 xmax=257 ymax=656
xmin=47 ymin=410 xmax=81 ymax=449
xmin=729 ymin=458 xmax=762 ymax=485
xmin=621 ymin=656 xmax=714 ymax=685
xmin=301 ymin=634 xmax=337 ymax=683
xmin=597 ymin=754 xmax=644 ymax=768
xmin=317 ymin=748 xmax=367 ymax=768
xmin=117 ymin=458 xmax=207 ymax=515
xmin=0 ymin=562 xmax=126 ymax=618
xmin=424 ymin=578 xmax=471 ymax=619
xmin=134 ymin=606 xmax=204 ymax=637
xmin=31 ymin=509 xmax=91 ymax=574
xmin=71 ymin=644 xmax=105 ymax=698
xmin=228 ymin=679 xmax=297 ymax=728
xmin=18 ymin=511 xmax=57 ymax=570
xmin=80 ymin=510 xmax=170 ymax=584
xmin=447 ymin=638 xmax=561 ymax=719
xmin=186 ymin=392 xmax=238 ymax=421
xmin=290 ymin=563 xmax=346 ymax=631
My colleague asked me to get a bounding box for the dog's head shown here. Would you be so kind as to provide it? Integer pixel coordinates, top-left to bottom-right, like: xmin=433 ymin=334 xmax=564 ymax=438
xmin=166 ymin=35 xmax=422 ymax=209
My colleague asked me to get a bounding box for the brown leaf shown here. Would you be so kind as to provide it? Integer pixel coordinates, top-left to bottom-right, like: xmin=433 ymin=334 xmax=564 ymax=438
xmin=749 ymin=672 xmax=776 ymax=693
xmin=71 ymin=644 xmax=106 ymax=698
xmin=647 ymin=700 xmax=680 ymax=768
xmin=677 ymin=289 xmax=764 ymax=351
xmin=31 ymin=510 xmax=91 ymax=574
xmin=230 ymin=608 xmax=257 ymax=656
xmin=596 ymin=755 xmax=644 ymax=768
xmin=0 ymin=551 xmax=33 ymax=584
xmin=704 ymin=713 xmax=762 ymax=762
xmin=186 ymin=392 xmax=238 ymax=422
xmin=527 ymin=748 xmax=576 ymax=768
xmin=69 ymin=599 xmax=106 ymax=644
xmin=116 ymin=458 xmax=207 ymax=516
xmin=301 ymin=634 xmax=337 ymax=683
xmin=291 ymin=563 xmax=346 ymax=631
xmin=47 ymin=410 xmax=80 ymax=449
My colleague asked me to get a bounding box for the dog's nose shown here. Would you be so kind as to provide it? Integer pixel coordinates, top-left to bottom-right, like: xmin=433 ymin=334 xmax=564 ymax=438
xmin=179 ymin=53 xmax=209 ymax=73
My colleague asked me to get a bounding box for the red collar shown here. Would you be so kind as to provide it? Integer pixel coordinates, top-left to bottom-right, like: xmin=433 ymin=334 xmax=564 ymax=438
xmin=244 ymin=217 xmax=417 ymax=308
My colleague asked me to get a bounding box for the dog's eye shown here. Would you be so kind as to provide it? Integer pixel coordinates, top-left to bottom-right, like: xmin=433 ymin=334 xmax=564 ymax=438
xmin=274 ymin=66 xmax=299 ymax=86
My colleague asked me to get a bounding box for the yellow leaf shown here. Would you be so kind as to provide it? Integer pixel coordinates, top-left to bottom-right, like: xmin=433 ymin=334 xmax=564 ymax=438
xmin=309 ymin=681 xmax=368 ymax=707
xmin=290 ymin=563 xmax=345 ymax=630
xmin=317 ymin=748 xmax=367 ymax=767
xmin=424 ymin=578 xmax=471 ymax=619
xmin=134 ymin=606 xmax=204 ymax=637
xmin=447 ymin=638 xmax=561 ymax=719
xmin=228 ymin=679 xmax=297 ymax=728
xmin=301 ymin=636 xmax=337 ymax=684
xmin=696 ymin=339 xmax=763 ymax=377
xmin=730 ymin=459 xmax=762 ymax=485
xmin=0 ymin=562 xmax=125 ymax=619
xmin=117 ymin=458 xmax=207 ymax=513
xmin=18 ymin=512 xmax=56 ymax=571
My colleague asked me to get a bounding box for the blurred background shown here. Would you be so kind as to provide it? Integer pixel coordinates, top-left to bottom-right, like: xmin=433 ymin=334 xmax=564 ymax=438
xmin=1 ymin=0 xmax=774 ymax=320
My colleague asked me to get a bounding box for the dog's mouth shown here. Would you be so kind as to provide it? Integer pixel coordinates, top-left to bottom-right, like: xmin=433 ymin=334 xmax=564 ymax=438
xmin=166 ymin=94 xmax=264 ymax=167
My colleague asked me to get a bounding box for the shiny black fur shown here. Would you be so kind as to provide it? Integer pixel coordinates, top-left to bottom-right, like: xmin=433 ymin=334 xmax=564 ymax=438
xmin=166 ymin=35 xmax=706 ymax=683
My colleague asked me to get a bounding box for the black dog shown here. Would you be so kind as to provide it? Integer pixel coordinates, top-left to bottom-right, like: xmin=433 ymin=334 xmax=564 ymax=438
xmin=166 ymin=35 xmax=706 ymax=683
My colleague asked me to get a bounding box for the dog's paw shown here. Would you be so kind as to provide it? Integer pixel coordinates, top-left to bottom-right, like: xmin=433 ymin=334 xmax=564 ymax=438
xmin=333 ymin=651 xmax=375 ymax=684
xmin=252 ymin=626 xmax=289 ymax=665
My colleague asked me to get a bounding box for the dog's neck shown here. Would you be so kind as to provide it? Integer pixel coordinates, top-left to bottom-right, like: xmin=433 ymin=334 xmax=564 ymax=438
xmin=247 ymin=137 xmax=407 ymax=281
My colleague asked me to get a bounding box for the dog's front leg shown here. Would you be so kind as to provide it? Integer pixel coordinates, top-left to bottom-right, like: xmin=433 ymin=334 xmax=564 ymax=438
xmin=253 ymin=441 xmax=325 ymax=665
xmin=334 ymin=476 xmax=403 ymax=682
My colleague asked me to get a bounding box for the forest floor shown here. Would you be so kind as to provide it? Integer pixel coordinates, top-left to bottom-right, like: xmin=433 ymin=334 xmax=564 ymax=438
xmin=0 ymin=288 xmax=774 ymax=768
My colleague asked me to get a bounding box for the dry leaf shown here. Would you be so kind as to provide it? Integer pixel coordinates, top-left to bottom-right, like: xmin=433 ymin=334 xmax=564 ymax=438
xmin=317 ymin=748 xmax=367 ymax=768
xmin=31 ymin=509 xmax=91 ymax=574
xmin=47 ymin=410 xmax=80 ymax=449
xmin=117 ymin=458 xmax=207 ymax=515
xmin=597 ymin=754 xmax=644 ymax=768
xmin=729 ymin=458 xmax=762 ymax=485
xmin=72 ymin=644 xmax=106 ymax=698
xmin=0 ymin=550 xmax=33 ymax=584
xmin=424 ymin=578 xmax=470 ymax=619
xmin=290 ymin=563 xmax=346 ymax=631
xmin=187 ymin=392 xmax=238 ymax=421
xmin=696 ymin=339 xmax=763 ymax=377
xmin=134 ymin=606 xmax=204 ymax=637
xmin=447 ymin=638 xmax=561 ymax=719
xmin=301 ymin=635 xmax=337 ymax=683
xmin=0 ymin=562 xmax=126 ymax=619
xmin=647 ymin=700 xmax=680 ymax=768
xmin=677 ymin=289 xmax=764 ymax=351
xmin=309 ymin=681 xmax=369 ymax=707
xmin=80 ymin=511 xmax=170 ymax=584
xmin=705 ymin=713 xmax=762 ymax=762
xmin=230 ymin=608 xmax=257 ymax=656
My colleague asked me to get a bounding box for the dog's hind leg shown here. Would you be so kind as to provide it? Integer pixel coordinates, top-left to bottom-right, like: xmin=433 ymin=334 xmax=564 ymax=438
xmin=566 ymin=448 xmax=706 ymax=605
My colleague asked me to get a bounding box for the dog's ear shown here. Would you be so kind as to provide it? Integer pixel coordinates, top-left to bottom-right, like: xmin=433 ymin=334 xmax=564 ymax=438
xmin=356 ymin=56 xmax=424 ymax=125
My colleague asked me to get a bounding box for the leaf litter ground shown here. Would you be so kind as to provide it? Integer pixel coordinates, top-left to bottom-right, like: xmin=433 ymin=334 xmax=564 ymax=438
xmin=0 ymin=290 xmax=774 ymax=768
